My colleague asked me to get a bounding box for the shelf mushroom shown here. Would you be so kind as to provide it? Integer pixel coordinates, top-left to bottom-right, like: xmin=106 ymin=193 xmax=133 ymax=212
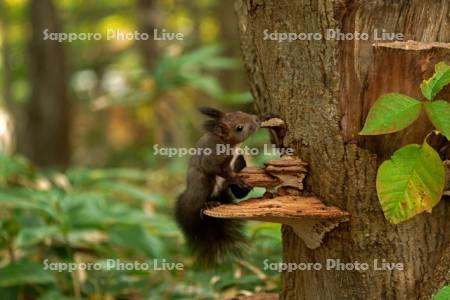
xmin=203 ymin=118 xmax=350 ymax=249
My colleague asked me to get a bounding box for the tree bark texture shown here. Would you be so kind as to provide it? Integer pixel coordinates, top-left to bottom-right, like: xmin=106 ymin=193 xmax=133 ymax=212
xmin=235 ymin=1 xmax=450 ymax=299
xmin=23 ymin=0 xmax=70 ymax=167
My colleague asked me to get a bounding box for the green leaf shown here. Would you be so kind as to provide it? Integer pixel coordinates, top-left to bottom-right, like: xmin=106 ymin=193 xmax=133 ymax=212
xmin=377 ymin=141 xmax=445 ymax=224
xmin=96 ymin=180 xmax=167 ymax=206
xmin=0 ymin=190 xmax=60 ymax=221
xmin=61 ymin=193 xmax=138 ymax=228
xmin=108 ymin=225 xmax=165 ymax=258
xmin=421 ymin=62 xmax=450 ymax=100
xmin=0 ymin=287 xmax=20 ymax=300
xmin=0 ymin=261 xmax=54 ymax=287
xmin=15 ymin=226 xmax=59 ymax=248
xmin=433 ymin=285 xmax=450 ymax=300
xmin=188 ymin=75 xmax=223 ymax=97
xmin=0 ymin=154 xmax=34 ymax=186
xmin=66 ymin=168 xmax=148 ymax=185
xmin=202 ymin=57 xmax=238 ymax=70
xmin=425 ymin=100 xmax=450 ymax=139
xmin=38 ymin=289 xmax=74 ymax=300
xmin=359 ymin=93 xmax=422 ymax=135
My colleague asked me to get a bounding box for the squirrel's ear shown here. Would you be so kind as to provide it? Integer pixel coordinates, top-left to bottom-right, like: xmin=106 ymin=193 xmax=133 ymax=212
xmin=199 ymin=107 xmax=224 ymax=119
xmin=203 ymin=119 xmax=228 ymax=137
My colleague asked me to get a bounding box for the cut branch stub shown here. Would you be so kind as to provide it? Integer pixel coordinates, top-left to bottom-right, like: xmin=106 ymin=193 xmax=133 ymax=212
xmin=359 ymin=40 xmax=450 ymax=159
xmin=203 ymin=196 xmax=350 ymax=249
xmin=260 ymin=117 xmax=285 ymax=128
xmin=260 ymin=117 xmax=287 ymax=147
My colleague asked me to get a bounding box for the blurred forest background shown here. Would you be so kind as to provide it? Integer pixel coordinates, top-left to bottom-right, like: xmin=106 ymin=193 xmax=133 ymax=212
xmin=0 ymin=0 xmax=282 ymax=299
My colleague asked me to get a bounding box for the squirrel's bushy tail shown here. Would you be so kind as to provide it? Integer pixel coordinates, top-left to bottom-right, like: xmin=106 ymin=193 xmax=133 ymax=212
xmin=175 ymin=193 xmax=247 ymax=266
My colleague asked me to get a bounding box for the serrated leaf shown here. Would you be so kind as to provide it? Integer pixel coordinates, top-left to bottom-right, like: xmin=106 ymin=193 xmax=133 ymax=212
xmin=421 ymin=62 xmax=450 ymax=100
xmin=433 ymin=285 xmax=450 ymax=300
xmin=425 ymin=100 xmax=450 ymax=139
xmin=376 ymin=141 xmax=445 ymax=224
xmin=359 ymin=93 xmax=422 ymax=135
xmin=0 ymin=261 xmax=54 ymax=287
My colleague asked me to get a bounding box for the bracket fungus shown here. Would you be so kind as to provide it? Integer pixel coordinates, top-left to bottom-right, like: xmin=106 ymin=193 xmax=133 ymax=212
xmin=203 ymin=118 xmax=350 ymax=249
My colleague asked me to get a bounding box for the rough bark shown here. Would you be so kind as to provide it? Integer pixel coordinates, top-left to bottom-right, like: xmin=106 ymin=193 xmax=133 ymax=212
xmin=421 ymin=242 xmax=450 ymax=298
xmin=22 ymin=0 xmax=70 ymax=167
xmin=235 ymin=0 xmax=450 ymax=299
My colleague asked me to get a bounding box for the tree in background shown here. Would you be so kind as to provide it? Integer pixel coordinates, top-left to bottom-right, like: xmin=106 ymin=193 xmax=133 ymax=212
xmin=137 ymin=0 xmax=158 ymax=70
xmin=21 ymin=0 xmax=70 ymax=167
xmin=0 ymin=1 xmax=283 ymax=299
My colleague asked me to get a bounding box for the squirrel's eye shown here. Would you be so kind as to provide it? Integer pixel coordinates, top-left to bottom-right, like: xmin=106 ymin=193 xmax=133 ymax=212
xmin=236 ymin=125 xmax=244 ymax=132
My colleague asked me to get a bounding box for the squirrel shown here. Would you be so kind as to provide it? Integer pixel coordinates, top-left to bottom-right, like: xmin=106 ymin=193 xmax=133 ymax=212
xmin=175 ymin=107 xmax=261 ymax=266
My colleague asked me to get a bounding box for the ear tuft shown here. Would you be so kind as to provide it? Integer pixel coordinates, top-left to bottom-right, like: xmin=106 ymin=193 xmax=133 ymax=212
xmin=199 ymin=107 xmax=224 ymax=119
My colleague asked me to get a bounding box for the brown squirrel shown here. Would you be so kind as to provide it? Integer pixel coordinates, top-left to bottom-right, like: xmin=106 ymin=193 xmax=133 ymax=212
xmin=175 ymin=107 xmax=261 ymax=266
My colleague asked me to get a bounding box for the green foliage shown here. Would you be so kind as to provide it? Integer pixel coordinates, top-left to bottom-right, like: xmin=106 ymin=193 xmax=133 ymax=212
xmin=0 ymin=153 xmax=281 ymax=299
xmin=421 ymin=62 xmax=450 ymax=100
xmin=15 ymin=226 xmax=59 ymax=248
xmin=359 ymin=93 xmax=422 ymax=135
xmin=424 ymin=100 xmax=450 ymax=139
xmin=0 ymin=261 xmax=55 ymax=287
xmin=92 ymin=45 xmax=249 ymax=109
xmin=376 ymin=141 xmax=445 ymax=224
xmin=433 ymin=285 xmax=450 ymax=300
xmin=1 ymin=1 xmax=278 ymax=298
xmin=153 ymin=44 xmax=237 ymax=98
xmin=0 ymin=154 xmax=34 ymax=186
xmin=361 ymin=61 xmax=449 ymax=224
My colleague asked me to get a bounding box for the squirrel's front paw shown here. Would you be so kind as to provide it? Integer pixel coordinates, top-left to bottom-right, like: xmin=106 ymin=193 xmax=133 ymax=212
xmin=234 ymin=177 xmax=252 ymax=191
xmin=200 ymin=201 xmax=221 ymax=219
xmin=204 ymin=201 xmax=221 ymax=209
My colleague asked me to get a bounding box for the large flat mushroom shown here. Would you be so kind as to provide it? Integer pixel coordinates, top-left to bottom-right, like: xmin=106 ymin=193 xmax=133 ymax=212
xmin=203 ymin=196 xmax=350 ymax=249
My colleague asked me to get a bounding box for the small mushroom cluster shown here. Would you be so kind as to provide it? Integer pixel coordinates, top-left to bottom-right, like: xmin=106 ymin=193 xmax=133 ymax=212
xmin=238 ymin=155 xmax=307 ymax=196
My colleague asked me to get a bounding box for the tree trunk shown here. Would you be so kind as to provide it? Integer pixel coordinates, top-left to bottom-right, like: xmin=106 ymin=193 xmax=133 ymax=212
xmin=0 ymin=0 xmax=12 ymax=108
xmin=137 ymin=0 xmax=158 ymax=70
xmin=235 ymin=1 xmax=450 ymax=299
xmin=214 ymin=0 xmax=246 ymax=91
xmin=0 ymin=1 xmax=19 ymax=154
xmin=22 ymin=0 xmax=70 ymax=167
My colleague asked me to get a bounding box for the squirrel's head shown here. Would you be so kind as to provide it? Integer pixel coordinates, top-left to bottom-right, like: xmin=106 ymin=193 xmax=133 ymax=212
xmin=199 ymin=107 xmax=260 ymax=144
